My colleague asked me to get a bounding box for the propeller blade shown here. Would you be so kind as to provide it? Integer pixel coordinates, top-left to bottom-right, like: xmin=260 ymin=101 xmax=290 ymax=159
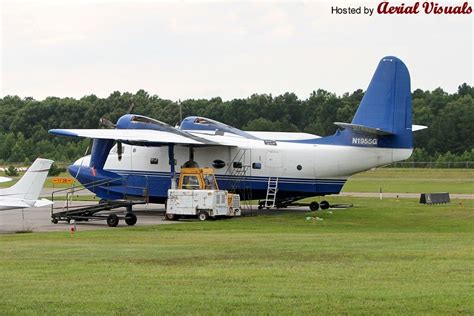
xmin=99 ymin=117 xmax=116 ymax=128
xmin=127 ymin=101 xmax=135 ymax=114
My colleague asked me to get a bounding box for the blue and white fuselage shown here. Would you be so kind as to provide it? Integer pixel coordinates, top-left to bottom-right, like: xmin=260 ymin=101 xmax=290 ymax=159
xmin=52 ymin=56 xmax=424 ymax=204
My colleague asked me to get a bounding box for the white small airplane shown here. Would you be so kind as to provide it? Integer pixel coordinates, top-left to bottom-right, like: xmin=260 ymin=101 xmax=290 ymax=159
xmin=0 ymin=158 xmax=54 ymax=211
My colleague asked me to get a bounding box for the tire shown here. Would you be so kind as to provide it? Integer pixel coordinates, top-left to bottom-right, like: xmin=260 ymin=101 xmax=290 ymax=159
xmin=51 ymin=218 xmax=58 ymax=224
xmin=125 ymin=213 xmax=137 ymax=226
xmin=198 ymin=211 xmax=209 ymax=221
xmin=309 ymin=201 xmax=319 ymax=211
xmin=107 ymin=214 xmax=119 ymax=227
xmin=165 ymin=213 xmax=177 ymax=221
xmin=320 ymin=200 xmax=330 ymax=210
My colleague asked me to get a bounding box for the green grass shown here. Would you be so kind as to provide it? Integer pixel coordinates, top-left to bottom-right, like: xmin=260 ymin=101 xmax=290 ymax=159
xmin=1 ymin=197 xmax=473 ymax=314
xmin=343 ymin=168 xmax=474 ymax=194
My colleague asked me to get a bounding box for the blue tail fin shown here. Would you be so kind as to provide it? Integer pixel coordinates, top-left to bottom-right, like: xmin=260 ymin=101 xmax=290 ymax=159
xmin=351 ymin=56 xmax=413 ymax=148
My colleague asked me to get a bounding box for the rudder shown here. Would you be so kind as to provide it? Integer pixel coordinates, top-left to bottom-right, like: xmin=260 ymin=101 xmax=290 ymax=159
xmin=351 ymin=56 xmax=413 ymax=148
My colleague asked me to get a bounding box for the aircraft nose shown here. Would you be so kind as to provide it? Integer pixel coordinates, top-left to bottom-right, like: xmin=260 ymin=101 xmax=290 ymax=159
xmin=68 ymin=164 xmax=80 ymax=177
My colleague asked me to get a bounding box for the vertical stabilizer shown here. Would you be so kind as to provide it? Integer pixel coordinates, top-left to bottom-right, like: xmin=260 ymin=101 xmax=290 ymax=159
xmin=351 ymin=56 xmax=413 ymax=148
xmin=0 ymin=158 xmax=54 ymax=200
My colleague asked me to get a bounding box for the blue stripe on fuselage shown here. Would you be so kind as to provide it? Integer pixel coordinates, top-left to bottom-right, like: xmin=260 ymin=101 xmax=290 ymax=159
xmin=69 ymin=165 xmax=346 ymax=202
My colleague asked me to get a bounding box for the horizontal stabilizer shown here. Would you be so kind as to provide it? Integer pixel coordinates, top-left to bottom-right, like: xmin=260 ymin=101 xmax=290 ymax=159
xmin=0 ymin=199 xmax=31 ymax=208
xmin=334 ymin=122 xmax=394 ymax=136
xmin=0 ymin=176 xmax=12 ymax=183
xmin=412 ymin=124 xmax=428 ymax=132
xmin=34 ymin=198 xmax=54 ymax=207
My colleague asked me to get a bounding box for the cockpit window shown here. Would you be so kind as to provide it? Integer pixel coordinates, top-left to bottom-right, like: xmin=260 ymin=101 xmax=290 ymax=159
xmin=131 ymin=116 xmax=162 ymax=125
xmin=194 ymin=117 xmax=212 ymax=125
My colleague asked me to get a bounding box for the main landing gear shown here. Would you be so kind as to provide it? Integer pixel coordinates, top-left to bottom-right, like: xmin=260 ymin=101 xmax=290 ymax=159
xmin=307 ymin=200 xmax=330 ymax=211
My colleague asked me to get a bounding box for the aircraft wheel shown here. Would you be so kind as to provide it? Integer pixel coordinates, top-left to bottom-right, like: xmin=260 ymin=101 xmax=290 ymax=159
xmin=198 ymin=211 xmax=209 ymax=221
xmin=125 ymin=213 xmax=137 ymax=226
xmin=107 ymin=214 xmax=119 ymax=227
xmin=320 ymin=200 xmax=330 ymax=210
xmin=309 ymin=201 xmax=319 ymax=211
xmin=51 ymin=218 xmax=58 ymax=224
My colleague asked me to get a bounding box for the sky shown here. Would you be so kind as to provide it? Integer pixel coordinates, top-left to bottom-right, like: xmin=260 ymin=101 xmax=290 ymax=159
xmin=0 ymin=0 xmax=472 ymax=101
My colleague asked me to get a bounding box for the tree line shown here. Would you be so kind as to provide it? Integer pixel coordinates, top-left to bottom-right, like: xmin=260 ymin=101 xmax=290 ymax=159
xmin=0 ymin=83 xmax=472 ymax=164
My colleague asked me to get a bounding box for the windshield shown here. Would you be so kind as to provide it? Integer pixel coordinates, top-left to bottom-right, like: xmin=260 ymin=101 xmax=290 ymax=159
xmin=182 ymin=175 xmax=200 ymax=190
xmin=204 ymin=174 xmax=218 ymax=190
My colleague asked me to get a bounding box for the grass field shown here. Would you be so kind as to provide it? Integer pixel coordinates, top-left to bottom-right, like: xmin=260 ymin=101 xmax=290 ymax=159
xmin=1 ymin=197 xmax=473 ymax=314
xmin=343 ymin=168 xmax=474 ymax=194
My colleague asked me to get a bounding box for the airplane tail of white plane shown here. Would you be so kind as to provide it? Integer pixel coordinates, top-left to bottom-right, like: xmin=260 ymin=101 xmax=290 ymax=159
xmin=0 ymin=158 xmax=54 ymax=201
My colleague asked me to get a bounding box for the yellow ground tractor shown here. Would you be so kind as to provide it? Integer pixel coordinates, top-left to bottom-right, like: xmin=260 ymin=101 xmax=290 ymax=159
xmin=165 ymin=167 xmax=241 ymax=221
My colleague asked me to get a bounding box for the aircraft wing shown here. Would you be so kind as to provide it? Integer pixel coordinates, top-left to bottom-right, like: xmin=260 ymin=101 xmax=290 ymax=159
xmin=49 ymin=129 xmax=235 ymax=146
xmin=34 ymin=198 xmax=54 ymax=207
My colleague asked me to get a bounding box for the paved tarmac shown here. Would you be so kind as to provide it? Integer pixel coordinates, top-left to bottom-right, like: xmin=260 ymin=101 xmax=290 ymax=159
xmin=0 ymin=202 xmax=173 ymax=234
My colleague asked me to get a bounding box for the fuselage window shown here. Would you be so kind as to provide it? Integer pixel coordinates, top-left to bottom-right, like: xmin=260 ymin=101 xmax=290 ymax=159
xmin=212 ymin=159 xmax=226 ymax=169
xmin=182 ymin=175 xmax=200 ymax=190
xmin=252 ymin=162 xmax=262 ymax=169
xmin=150 ymin=158 xmax=158 ymax=165
xmin=297 ymin=165 xmax=302 ymax=171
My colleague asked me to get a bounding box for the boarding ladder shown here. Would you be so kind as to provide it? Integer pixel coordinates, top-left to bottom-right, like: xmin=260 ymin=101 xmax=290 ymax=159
xmin=264 ymin=177 xmax=279 ymax=208
xmin=224 ymin=149 xmax=252 ymax=210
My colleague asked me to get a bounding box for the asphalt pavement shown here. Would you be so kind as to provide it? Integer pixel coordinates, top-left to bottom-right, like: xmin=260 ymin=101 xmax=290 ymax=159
xmin=0 ymin=202 xmax=173 ymax=234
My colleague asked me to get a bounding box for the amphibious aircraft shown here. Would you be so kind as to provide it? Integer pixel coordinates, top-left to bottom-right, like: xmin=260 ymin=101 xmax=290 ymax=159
xmin=49 ymin=56 xmax=426 ymax=211
xmin=0 ymin=158 xmax=54 ymax=211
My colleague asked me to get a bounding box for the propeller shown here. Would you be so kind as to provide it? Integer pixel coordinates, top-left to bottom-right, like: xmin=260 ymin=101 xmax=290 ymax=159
xmin=98 ymin=100 xmax=136 ymax=161
xmin=99 ymin=117 xmax=116 ymax=128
